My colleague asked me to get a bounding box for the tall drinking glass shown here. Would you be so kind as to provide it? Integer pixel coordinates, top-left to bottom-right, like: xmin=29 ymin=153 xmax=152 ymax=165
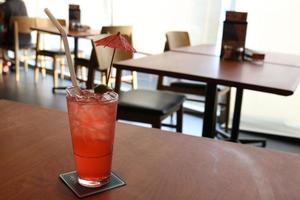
xmin=66 ymin=87 xmax=118 ymax=188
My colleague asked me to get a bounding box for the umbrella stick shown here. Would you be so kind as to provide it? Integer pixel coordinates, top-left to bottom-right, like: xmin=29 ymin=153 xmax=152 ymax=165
xmin=44 ymin=8 xmax=78 ymax=87
xmin=106 ymin=48 xmax=116 ymax=85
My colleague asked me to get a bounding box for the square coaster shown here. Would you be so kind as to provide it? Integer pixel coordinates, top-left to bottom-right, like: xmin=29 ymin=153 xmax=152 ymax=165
xmin=59 ymin=171 xmax=126 ymax=198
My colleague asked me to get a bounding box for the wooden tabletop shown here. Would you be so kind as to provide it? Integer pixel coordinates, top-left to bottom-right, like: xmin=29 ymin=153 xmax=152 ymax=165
xmin=1 ymin=100 xmax=300 ymax=199
xmin=172 ymin=44 xmax=221 ymax=56
xmin=31 ymin=26 xmax=100 ymax=38
xmin=264 ymin=52 xmax=300 ymax=68
xmin=114 ymin=51 xmax=300 ymax=96
xmin=173 ymin=44 xmax=300 ymax=68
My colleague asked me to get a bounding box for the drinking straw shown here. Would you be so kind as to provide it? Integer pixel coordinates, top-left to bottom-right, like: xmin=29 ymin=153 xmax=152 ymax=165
xmin=44 ymin=8 xmax=78 ymax=87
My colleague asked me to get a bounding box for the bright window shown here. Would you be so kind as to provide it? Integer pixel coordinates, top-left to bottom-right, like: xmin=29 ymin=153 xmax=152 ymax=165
xmin=232 ymin=0 xmax=300 ymax=138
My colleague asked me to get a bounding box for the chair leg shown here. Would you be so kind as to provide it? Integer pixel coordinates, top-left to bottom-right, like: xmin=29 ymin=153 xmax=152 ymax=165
xmin=101 ymin=73 xmax=107 ymax=85
xmin=224 ymin=89 xmax=231 ymax=132
xmin=60 ymin=58 xmax=65 ymax=79
xmin=152 ymin=119 xmax=162 ymax=129
xmin=0 ymin=59 xmax=2 ymax=75
xmin=41 ymin=56 xmax=46 ymax=78
xmin=81 ymin=67 xmax=87 ymax=80
xmin=132 ymin=71 xmax=138 ymax=89
xmin=170 ymin=113 xmax=174 ymax=124
xmin=14 ymin=21 xmax=20 ymax=81
xmin=176 ymin=105 xmax=183 ymax=133
xmin=34 ymin=54 xmax=40 ymax=82
xmin=53 ymin=57 xmax=59 ymax=88
xmin=238 ymin=139 xmax=267 ymax=148
xmin=23 ymin=49 xmax=29 ymax=72
xmin=15 ymin=50 xmax=20 ymax=81
xmin=107 ymin=68 xmax=114 ymax=86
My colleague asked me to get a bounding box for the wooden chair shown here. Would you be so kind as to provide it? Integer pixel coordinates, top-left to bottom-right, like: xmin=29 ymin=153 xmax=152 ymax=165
xmin=10 ymin=16 xmax=36 ymax=81
xmin=159 ymin=31 xmax=231 ymax=131
xmin=34 ymin=18 xmax=67 ymax=88
xmin=92 ymin=37 xmax=185 ymax=132
xmin=92 ymin=33 xmax=135 ymax=86
xmin=165 ymin=31 xmax=190 ymax=50
xmin=0 ymin=59 xmax=2 ymax=74
xmin=100 ymin=26 xmax=137 ymax=89
xmin=80 ymin=26 xmax=137 ymax=88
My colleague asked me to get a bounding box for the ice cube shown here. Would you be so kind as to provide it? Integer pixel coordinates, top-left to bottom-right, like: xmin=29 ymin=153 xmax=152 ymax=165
xmin=101 ymin=92 xmax=118 ymax=102
xmin=66 ymin=86 xmax=82 ymax=97
xmin=67 ymin=87 xmax=97 ymax=102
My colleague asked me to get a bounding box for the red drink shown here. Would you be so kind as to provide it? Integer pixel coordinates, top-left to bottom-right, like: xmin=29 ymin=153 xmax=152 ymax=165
xmin=66 ymin=87 xmax=118 ymax=188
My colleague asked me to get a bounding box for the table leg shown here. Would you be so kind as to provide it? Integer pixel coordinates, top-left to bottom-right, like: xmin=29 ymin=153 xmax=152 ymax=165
xmin=230 ymin=88 xmax=243 ymax=141
xmin=86 ymin=48 xmax=97 ymax=89
xmin=202 ymin=82 xmax=218 ymax=138
xmin=114 ymin=68 xmax=122 ymax=94
xmin=74 ymin=37 xmax=79 ymax=64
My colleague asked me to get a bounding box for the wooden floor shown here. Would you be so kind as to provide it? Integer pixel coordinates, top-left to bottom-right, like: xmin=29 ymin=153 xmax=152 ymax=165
xmin=1 ymin=67 xmax=300 ymax=154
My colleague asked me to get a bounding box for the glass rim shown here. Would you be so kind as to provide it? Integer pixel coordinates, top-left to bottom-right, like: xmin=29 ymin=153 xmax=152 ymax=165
xmin=66 ymin=87 xmax=118 ymax=104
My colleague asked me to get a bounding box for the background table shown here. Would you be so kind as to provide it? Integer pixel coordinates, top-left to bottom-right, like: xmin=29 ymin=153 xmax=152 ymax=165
xmin=173 ymin=44 xmax=300 ymax=68
xmin=113 ymin=51 xmax=300 ymax=138
xmin=31 ymin=26 xmax=100 ymax=89
xmin=1 ymin=100 xmax=300 ymax=199
xmin=172 ymin=44 xmax=221 ymax=57
xmin=171 ymin=45 xmax=300 ymax=140
xmin=31 ymin=26 xmax=99 ymax=59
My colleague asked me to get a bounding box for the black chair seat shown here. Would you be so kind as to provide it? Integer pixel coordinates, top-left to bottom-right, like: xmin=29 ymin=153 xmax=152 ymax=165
xmin=118 ymin=89 xmax=185 ymax=116
xmin=5 ymin=33 xmax=33 ymax=49
xmin=20 ymin=42 xmax=35 ymax=49
xmin=37 ymin=49 xmax=66 ymax=57
xmin=170 ymin=81 xmax=206 ymax=90
xmin=170 ymin=81 xmax=227 ymax=92
xmin=6 ymin=42 xmax=35 ymax=50
xmin=37 ymin=48 xmax=84 ymax=57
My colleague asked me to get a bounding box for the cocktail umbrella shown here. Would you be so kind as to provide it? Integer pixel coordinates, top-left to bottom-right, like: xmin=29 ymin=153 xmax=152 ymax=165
xmin=94 ymin=32 xmax=136 ymax=85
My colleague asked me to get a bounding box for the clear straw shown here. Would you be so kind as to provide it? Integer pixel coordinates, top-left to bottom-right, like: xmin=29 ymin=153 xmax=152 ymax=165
xmin=44 ymin=8 xmax=78 ymax=87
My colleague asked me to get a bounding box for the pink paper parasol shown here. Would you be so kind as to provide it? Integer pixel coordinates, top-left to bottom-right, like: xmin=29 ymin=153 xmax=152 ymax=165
xmin=94 ymin=32 xmax=136 ymax=85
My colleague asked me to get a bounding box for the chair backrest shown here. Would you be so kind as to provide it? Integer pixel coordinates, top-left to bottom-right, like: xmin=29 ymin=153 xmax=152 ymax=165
xmin=35 ymin=18 xmax=66 ymax=50
xmin=9 ymin=16 xmax=35 ymax=51
xmin=101 ymin=26 xmax=133 ymax=43
xmin=36 ymin=18 xmax=66 ymax=28
xmin=101 ymin=25 xmax=132 ymax=36
xmin=165 ymin=31 xmax=190 ymax=50
xmin=157 ymin=31 xmax=190 ymax=90
xmin=92 ymin=34 xmax=133 ymax=71
xmin=10 ymin=16 xmax=36 ymax=34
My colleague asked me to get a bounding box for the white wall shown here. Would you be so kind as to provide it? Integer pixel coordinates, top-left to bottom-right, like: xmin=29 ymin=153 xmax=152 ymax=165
xmin=24 ymin=0 xmax=111 ymax=28
xmin=23 ymin=0 xmax=222 ymax=54
xmin=236 ymin=0 xmax=300 ymax=54
xmin=233 ymin=0 xmax=300 ymax=138
xmin=112 ymin=0 xmax=222 ymax=53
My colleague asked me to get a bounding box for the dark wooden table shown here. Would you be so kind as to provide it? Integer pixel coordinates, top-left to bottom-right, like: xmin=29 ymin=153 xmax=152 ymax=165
xmin=173 ymin=44 xmax=300 ymax=68
xmin=31 ymin=26 xmax=100 ymax=89
xmin=113 ymin=51 xmax=300 ymax=138
xmin=31 ymin=26 xmax=100 ymax=59
xmin=1 ymin=100 xmax=300 ymax=199
xmin=171 ymin=45 xmax=300 ymax=139
xmin=172 ymin=44 xmax=221 ymax=57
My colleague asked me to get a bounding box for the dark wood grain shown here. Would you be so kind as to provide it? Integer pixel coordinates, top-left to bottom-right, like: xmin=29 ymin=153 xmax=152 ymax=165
xmin=173 ymin=44 xmax=300 ymax=68
xmin=113 ymin=51 xmax=300 ymax=96
xmin=264 ymin=52 xmax=300 ymax=68
xmin=172 ymin=44 xmax=221 ymax=56
xmin=31 ymin=26 xmax=100 ymax=38
xmin=1 ymin=100 xmax=300 ymax=199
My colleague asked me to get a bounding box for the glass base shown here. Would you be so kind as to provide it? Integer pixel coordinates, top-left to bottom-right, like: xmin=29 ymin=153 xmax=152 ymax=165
xmin=78 ymin=176 xmax=110 ymax=188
